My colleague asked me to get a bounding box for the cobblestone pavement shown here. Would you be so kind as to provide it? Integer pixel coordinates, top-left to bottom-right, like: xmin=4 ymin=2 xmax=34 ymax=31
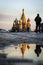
xmin=0 ymin=32 xmax=43 ymax=45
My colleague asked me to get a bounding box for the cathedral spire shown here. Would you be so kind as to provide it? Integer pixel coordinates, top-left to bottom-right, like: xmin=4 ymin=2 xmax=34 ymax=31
xmin=21 ymin=9 xmax=27 ymax=31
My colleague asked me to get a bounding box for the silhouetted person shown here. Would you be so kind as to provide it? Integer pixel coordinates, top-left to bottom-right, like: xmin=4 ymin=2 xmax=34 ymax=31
xmin=40 ymin=23 xmax=43 ymax=32
xmin=34 ymin=14 xmax=42 ymax=32
xmin=34 ymin=45 xmax=42 ymax=57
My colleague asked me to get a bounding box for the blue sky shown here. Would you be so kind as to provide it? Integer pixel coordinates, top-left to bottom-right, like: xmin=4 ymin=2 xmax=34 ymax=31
xmin=0 ymin=0 xmax=43 ymax=30
xmin=0 ymin=0 xmax=43 ymax=16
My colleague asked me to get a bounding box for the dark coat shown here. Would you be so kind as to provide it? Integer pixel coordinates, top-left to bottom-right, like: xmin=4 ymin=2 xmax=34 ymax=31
xmin=35 ymin=16 xmax=41 ymax=25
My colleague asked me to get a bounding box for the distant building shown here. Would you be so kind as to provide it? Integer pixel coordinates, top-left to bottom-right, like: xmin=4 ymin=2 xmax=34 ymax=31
xmin=21 ymin=9 xmax=27 ymax=31
xmin=11 ymin=9 xmax=31 ymax=32
xmin=19 ymin=20 xmax=22 ymax=31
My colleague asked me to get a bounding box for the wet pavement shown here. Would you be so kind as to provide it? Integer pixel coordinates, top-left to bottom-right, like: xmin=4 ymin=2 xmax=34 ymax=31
xmin=0 ymin=32 xmax=43 ymax=45
xmin=0 ymin=58 xmax=43 ymax=65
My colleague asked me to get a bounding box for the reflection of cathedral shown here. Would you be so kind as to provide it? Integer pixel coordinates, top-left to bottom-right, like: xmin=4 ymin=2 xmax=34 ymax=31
xmin=0 ymin=44 xmax=43 ymax=59
xmin=14 ymin=44 xmax=30 ymax=58
xmin=20 ymin=44 xmax=30 ymax=58
xmin=16 ymin=44 xmax=43 ymax=58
